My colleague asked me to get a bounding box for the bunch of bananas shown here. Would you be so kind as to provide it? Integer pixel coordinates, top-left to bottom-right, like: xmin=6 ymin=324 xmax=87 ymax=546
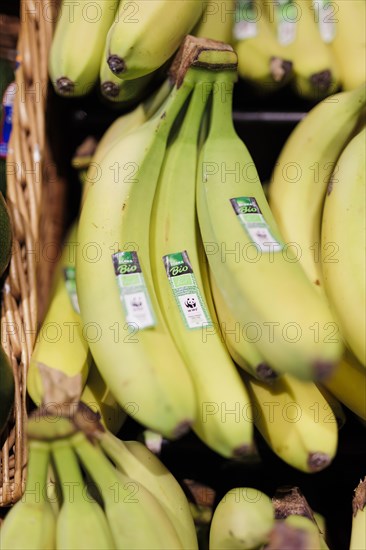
xmin=0 ymin=403 xmax=198 ymax=549
xmin=231 ymin=0 xmax=365 ymax=98
xmin=48 ymin=0 xmax=205 ymax=103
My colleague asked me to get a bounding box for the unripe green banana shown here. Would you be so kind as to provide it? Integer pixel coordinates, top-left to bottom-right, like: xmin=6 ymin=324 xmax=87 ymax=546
xmin=49 ymin=0 xmax=119 ymax=96
xmin=51 ymin=439 xmax=115 ymax=549
xmin=209 ymin=487 xmax=274 ymax=549
xmin=0 ymin=440 xmax=56 ymax=549
xmin=99 ymin=431 xmax=198 ymax=549
xmin=71 ymin=431 xmax=184 ymax=549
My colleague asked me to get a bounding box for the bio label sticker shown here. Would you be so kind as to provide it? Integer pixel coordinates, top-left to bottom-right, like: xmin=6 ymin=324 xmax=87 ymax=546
xmin=312 ymin=0 xmax=336 ymax=43
xmin=275 ymin=0 xmax=297 ymax=45
xmin=112 ymin=251 xmax=156 ymax=329
xmin=163 ymin=251 xmax=212 ymax=330
xmin=230 ymin=197 xmax=283 ymax=252
xmin=64 ymin=266 xmax=80 ymax=314
xmin=233 ymin=0 xmax=258 ymax=40
xmin=0 ymin=82 xmax=16 ymax=159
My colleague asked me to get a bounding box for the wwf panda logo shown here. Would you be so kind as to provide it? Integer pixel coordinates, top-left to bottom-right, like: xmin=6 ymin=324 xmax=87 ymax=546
xmin=184 ymin=297 xmax=197 ymax=310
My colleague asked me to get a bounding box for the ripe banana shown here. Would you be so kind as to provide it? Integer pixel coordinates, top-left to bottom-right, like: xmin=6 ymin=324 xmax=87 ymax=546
xmin=49 ymin=0 xmax=118 ymax=96
xmin=244 ymin=372 xmax=338 ymax=472
xmin=193 ymin=0 xmax=234 ymax=43
xmin=27 ymin=222 xmax=91 ymax=406
xmin=51 ymin=439 xmax=115 ymax=550
xmin=321 ymin=350 xmax=366 ymax=421
xmin=329 ymin=0 xmax=366 ymax=91
xmin=233 ymin=0 xmax=293 ymax=90
xmin=150 ymin=79 xmax=253 ymax=458
xmin=196 ymin=68 xmax=343 ymax=380
xmin=350 ymin=477 xmax=366 ymax=550
xmin=321 ymin=126 xmax=366 ymax=365
xmin=99 ymin=431 xmax=198 ymax=549
xmin=209 ymin=487 xmax=274 ymax=549
xmin=268 ymin=84 xmax=366 ymax=290
xmin=0 ymin=440 xmax=56 ymax=549
xmin=261 ymin=0 xmax=339 ymax=99
xmin=106 ymin=0 xmax=204 ymax=79
xmin=71 ymin=430 xmax=184 ymax=549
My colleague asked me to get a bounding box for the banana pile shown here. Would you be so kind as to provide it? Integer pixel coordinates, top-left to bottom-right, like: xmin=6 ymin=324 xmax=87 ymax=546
xmin=232 ymin=0 xmax=366 ymax=98
xmin=0 ymin=404 xmax=198 ymax=549
xmin=48 ymin=0 xmax=365 ymax=105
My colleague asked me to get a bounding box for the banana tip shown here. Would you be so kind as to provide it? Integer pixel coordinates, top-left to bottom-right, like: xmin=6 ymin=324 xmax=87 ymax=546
xmin=256 ymin=363 xmax=278 ymax=382
xmin=56 ymin=77 xmax=75 ymax=95
xmin=101 ymin=81 xmax=120 ymax=98
xmin=172 ymin=419 xmax=192 ymax=440
xmin=307 ymin=452 xmax=331 ymax=472
xmin=107 ymin=54 xmax=125 ymax=75
xmin=313 ymin=359 xmax=337 ymax=381
xmin=310 ymin=69 xmax=333 ymax=92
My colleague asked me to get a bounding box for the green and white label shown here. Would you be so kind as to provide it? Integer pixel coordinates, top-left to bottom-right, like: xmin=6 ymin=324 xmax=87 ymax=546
xmin=64 ymin=266 xmax=80 ymax=314
xmin=312 ymin=0 xmax=336 ymax=43
xmin=163 ymin=251 xmax=212 ymax=330
xmin=112 ymin=251 xmax=156 ymax=329
xmin=233 ymin=0 xmax=258 ymax=40
xmin=230 ymin=197 xmax=283 ymax=252
xmin=275 ymin=0 xmax=297 ymax=45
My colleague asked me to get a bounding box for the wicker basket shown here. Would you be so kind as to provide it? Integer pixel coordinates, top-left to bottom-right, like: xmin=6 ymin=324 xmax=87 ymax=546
xmin=0 ymin=0 xmax=66 ymax=506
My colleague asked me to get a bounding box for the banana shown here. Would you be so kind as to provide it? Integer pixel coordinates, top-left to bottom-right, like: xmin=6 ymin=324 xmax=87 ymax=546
xmin=49 ymin=0 xmax=118 ymax=96
xmin=0 ymin=440 xmax=56 ymax=549
xmin=27 ymin=223 xmax=92 ymax=406
xmin=329 ymin=0 xmax=366 ymax=91
xmin=316 ymin=383 xmax=346 ymax=430
xmin=350 ymin=477 xmax=366 ymax=550
xmin=106 ymin=0 xmax=204 ymax=79
xmin=71 ymin=430 xmax=184 ymax=549
xmin=209 ymin=487 xmax=274 ymax=549
xmin=244 ymin=372 xmax=338 ymax=472
xmin=80 ymin=361 xmax=127 ymax=434
xmin=268 ymin=514 xmax=324 ymax=549
xmin=321 ymin=126 xmax=366 ymax=365
xmin=268 ymin=84 xmax=366 ymax=290
xmin=99 ymin=40 xmax=156 ymax=104
xmin=150 ymin=78 xmax=253 ymax=458
xmin=193 ymin=0 xmax=234 ymax=43
xmin=233 ymin=0 xmax=293 ymax=90
xmin=261 ymin=0 xmax=339 ymax=99
xmin=98 ymin=431 xmax=198 ymax=549
xmin=207 ymin=266 xmax=277 ymax=381
xmin=51 ymin=439 xmax=115 ymax=550
xmin=76 ymin=39 xmax=237 ymax=438
xmin=196 ymin=68 xmax=343 ymax=380
xmin=321 ymin=350 xmax=366 ymax=421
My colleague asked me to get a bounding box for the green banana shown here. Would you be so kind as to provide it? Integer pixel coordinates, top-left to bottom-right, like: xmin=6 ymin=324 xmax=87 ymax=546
xmin=71 ymin=430 xmax=184 ymax=549
xmin=0 ymin=440 xmax=56 ymax=549
xmin=209 ymin=487 xmax=274 ymax=549
xmin=49 ymin=0 xmax=118 ymax=96
xmin=196 ymin=69 xmax=343 ymax=380
xmin=269 ymin=84 xmax=366 ymax=291
xmin=150 ymin=78 xmax=254 ymax=458
xmin=51 ymin=438 xmax=115 ymax=549
xmin=99 ymin=431 xmax=198 ymax=549
xmin=321 ymin=126 xmax=366 ymax=365
xmin=106 ymin=0 xmax=204 ymax=79
xmin=268 ymin=514 xmax=324 ymax=550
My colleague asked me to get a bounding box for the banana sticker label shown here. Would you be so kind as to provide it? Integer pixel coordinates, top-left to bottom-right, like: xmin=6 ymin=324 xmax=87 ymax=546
xmin=230 ymin=196 xmax=283 ymax=252
xmin=112 ymin=251 xmax=156 ymax=329
xmin=163 ymin=251 xmax=212 ymax=330
xmin=275 ymin=0 xmax=297 ymax=45
xmin=233 ymin=0 xmax=258 ymax=40
xmin=64 ymin=266 xmax=80 ymax=314
xmin=312 ymin=0 xmax=336 ymax=43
